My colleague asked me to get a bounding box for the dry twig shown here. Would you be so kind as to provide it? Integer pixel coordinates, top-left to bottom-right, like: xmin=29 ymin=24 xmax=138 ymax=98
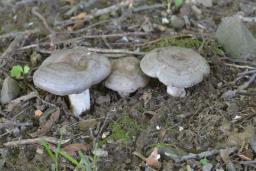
xmin=31 ymin=7 xmax=56 ymax=48
xmin=0 ymin=120 xmax=32 ymax=130
xmin=3 ymin=136 xmax=70 ymax=147
xmin=0 ymin=34 xmax=26 ymax=68
xmin=18 ymin=32 xmax=147 ymax=53
xmin=58 ymin=0 xmax=135 ymax=27
xmin=6 ymin=92 xmax=38 ymax=112
xmin=86 ymin=47 xmax=144 ymax=55
xmin=0 ymin=29 xmax=39 ymax=44
xmin=174 ymin=147 xmax=237 ymax=162
xmin=7 ymin=92 xmax=38 ymax=107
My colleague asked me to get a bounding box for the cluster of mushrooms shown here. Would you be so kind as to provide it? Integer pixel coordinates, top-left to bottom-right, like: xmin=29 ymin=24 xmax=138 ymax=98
xmin=33 ymin=46 xmax=210 ymax=116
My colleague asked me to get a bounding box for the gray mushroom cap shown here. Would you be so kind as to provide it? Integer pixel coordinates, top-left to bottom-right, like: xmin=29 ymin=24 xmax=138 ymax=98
xmin=105 ymin=57 xmax=149 ymax=96
xmin=33 ymin=48 xmax=111 ymax=96
xmin=140 ymin=46 xmax=210 ymax=88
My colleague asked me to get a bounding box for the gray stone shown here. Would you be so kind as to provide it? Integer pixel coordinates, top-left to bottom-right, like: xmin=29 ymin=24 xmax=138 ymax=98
xmin=216 ymin=15 xmax=256 ymax=61
xmin=202 ymin=163 xmax=213 ymax=171
xmin=0 ymin=77 xmax=21 ymax=104
xmin=170 ymin=15 xmax=185 ymax=30
xmin=196 ymin=0 xmax=213 ymax=7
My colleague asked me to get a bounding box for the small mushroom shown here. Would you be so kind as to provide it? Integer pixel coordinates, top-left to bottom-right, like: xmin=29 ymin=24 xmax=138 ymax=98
xmin=140 ymin=46 xmax=210 ymax=97
xmin=105 ymin=57 xmax=149 ymax=97
xmin=33 ymin=48 xmax=111 ymax=116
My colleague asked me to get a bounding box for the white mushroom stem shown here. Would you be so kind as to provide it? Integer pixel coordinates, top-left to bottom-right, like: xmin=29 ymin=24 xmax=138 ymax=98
xmin=167 ymin=86 xmax=186 ymax=97
xmin=68 ymin=89 xmax=90 ymax=116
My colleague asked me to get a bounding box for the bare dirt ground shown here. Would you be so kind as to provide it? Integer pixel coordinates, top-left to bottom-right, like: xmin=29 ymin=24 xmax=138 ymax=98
xmin=1 ymin=0 xmax=256 ymax=170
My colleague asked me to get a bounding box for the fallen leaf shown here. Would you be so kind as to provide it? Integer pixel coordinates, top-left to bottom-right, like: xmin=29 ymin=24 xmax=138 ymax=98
xmin=69 ymin=21 xmax=85 ymax=31
xmin=63 ymin=143 xmax=90 ymax=156
xmin=30 ymin=107 xmax=60 ymax=137
xmin=145 ymin=147 xmax=161 ymax=169
xmin=35 ymin=110 xmax=43 ymax=117
xmin=71 ymin=12 xmax=87 ymax=20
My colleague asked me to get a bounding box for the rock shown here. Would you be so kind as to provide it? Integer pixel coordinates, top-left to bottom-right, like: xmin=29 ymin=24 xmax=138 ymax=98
xmin=216 ymin=15 xmax=256 ymax=61
xmin=92 ymin=148 xmax=108 ymax=157
xmin=170 ymin=15 xmax=185 ymax=30
xmin=202 ymin=163 xmax=213 ymax=171
xmin=196 ymin=0 xmax=213 ymax=7
xmin=0 ymin=77 xmax=21 ymax=104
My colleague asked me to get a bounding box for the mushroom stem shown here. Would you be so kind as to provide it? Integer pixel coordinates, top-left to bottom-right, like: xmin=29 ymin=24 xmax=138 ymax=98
xmin=167 ymin=86 xmax=186 ymax=97
xmin=68 ymin=89 xmax=90 ymax=116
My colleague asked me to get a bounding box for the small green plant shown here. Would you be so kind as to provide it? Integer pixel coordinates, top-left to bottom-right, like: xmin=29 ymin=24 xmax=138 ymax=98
xmin=40 ymin=139 xmax=97 ymax=171
xmin=108 ymin=115 xmax=143 ymax=143
xmin=200 ymin=158 xmax=208 ymax=166
xmin=145 ymin=36 xmax=202 ymax=52
xmin=174 ymin=0 xmax=183 ymax=7
xmin=166 ymin=0 xmax=183 ymax=12
xmin=10 ymin=64 xmax=30 ymax=79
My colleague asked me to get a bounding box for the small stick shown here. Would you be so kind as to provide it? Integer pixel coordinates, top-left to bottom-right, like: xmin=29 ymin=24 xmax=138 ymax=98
xmin=132 ymin=3 xmax=165 ymax=12
xmin=3 ymin=136 xmax=70 ymax=147
xmin=234 ymin=69 xmax=256 ymax=82
xmin=133 ymin=151 xmax=147 ymax=161
xmin=238 ymin=73 xmax=256 ymax=91
xmin=240 ymin=160 xmax=256 ymax=165
xmin=7 ymin=92 xmax=38 ymax=107
xmin=224 ymin=63 xmax=256 ymax=70
xmin=0 ymin=120 xmax=32 ymax=130
xmin=86 ymin=47 xmax=145 ymax=55
xmin=58 ymin=0 xmax=135 ymax=27
xmin=237 ymin=69 xmax=256 ymax=76
xmin=0 ymin=34 xmax=26 ymax=68
xmin=18 ymin=32 xmax=147 ymax=51
xmin=19 ymin=45 xmax=144 ymax=56
xmin=31 ymin=7 xmax=56 ymax=48
xmin=0 ymin=29 xmax=39 ymax=43
xmin=174 ymin=147 xmax=237 ymax=162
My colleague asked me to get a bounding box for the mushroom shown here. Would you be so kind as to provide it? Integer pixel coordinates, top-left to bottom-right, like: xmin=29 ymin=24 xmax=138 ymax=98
xmin=33 ymin=48 xmax=111 ymax=116
xmin=140 ymin=46 xmax=210 ymax=97
xmin=105 ymin=57 xmax=149 ymax=97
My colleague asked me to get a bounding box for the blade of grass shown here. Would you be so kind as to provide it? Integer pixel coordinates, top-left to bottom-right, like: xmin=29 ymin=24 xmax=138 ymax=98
xmin=58 ymin=150 xmax=79 ymax=166
xmin=40 ymin=140 xmax=56 ymax=161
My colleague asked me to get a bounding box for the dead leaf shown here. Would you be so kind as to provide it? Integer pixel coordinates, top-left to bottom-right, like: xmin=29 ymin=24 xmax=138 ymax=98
xmin=63 ymin=143 xmax=91 ymax=156
xmin=145 ymin=147 xmax=161 ymax=169
xmin=35 ymin=110 xmax=43 ymax=117
xmin=71 ymin=12 xmax=87 ymax=20
xmin=67 ymin=12 xmax=88 ymax=30
xmin=30 ymin=107 xmax=60 ymax=137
